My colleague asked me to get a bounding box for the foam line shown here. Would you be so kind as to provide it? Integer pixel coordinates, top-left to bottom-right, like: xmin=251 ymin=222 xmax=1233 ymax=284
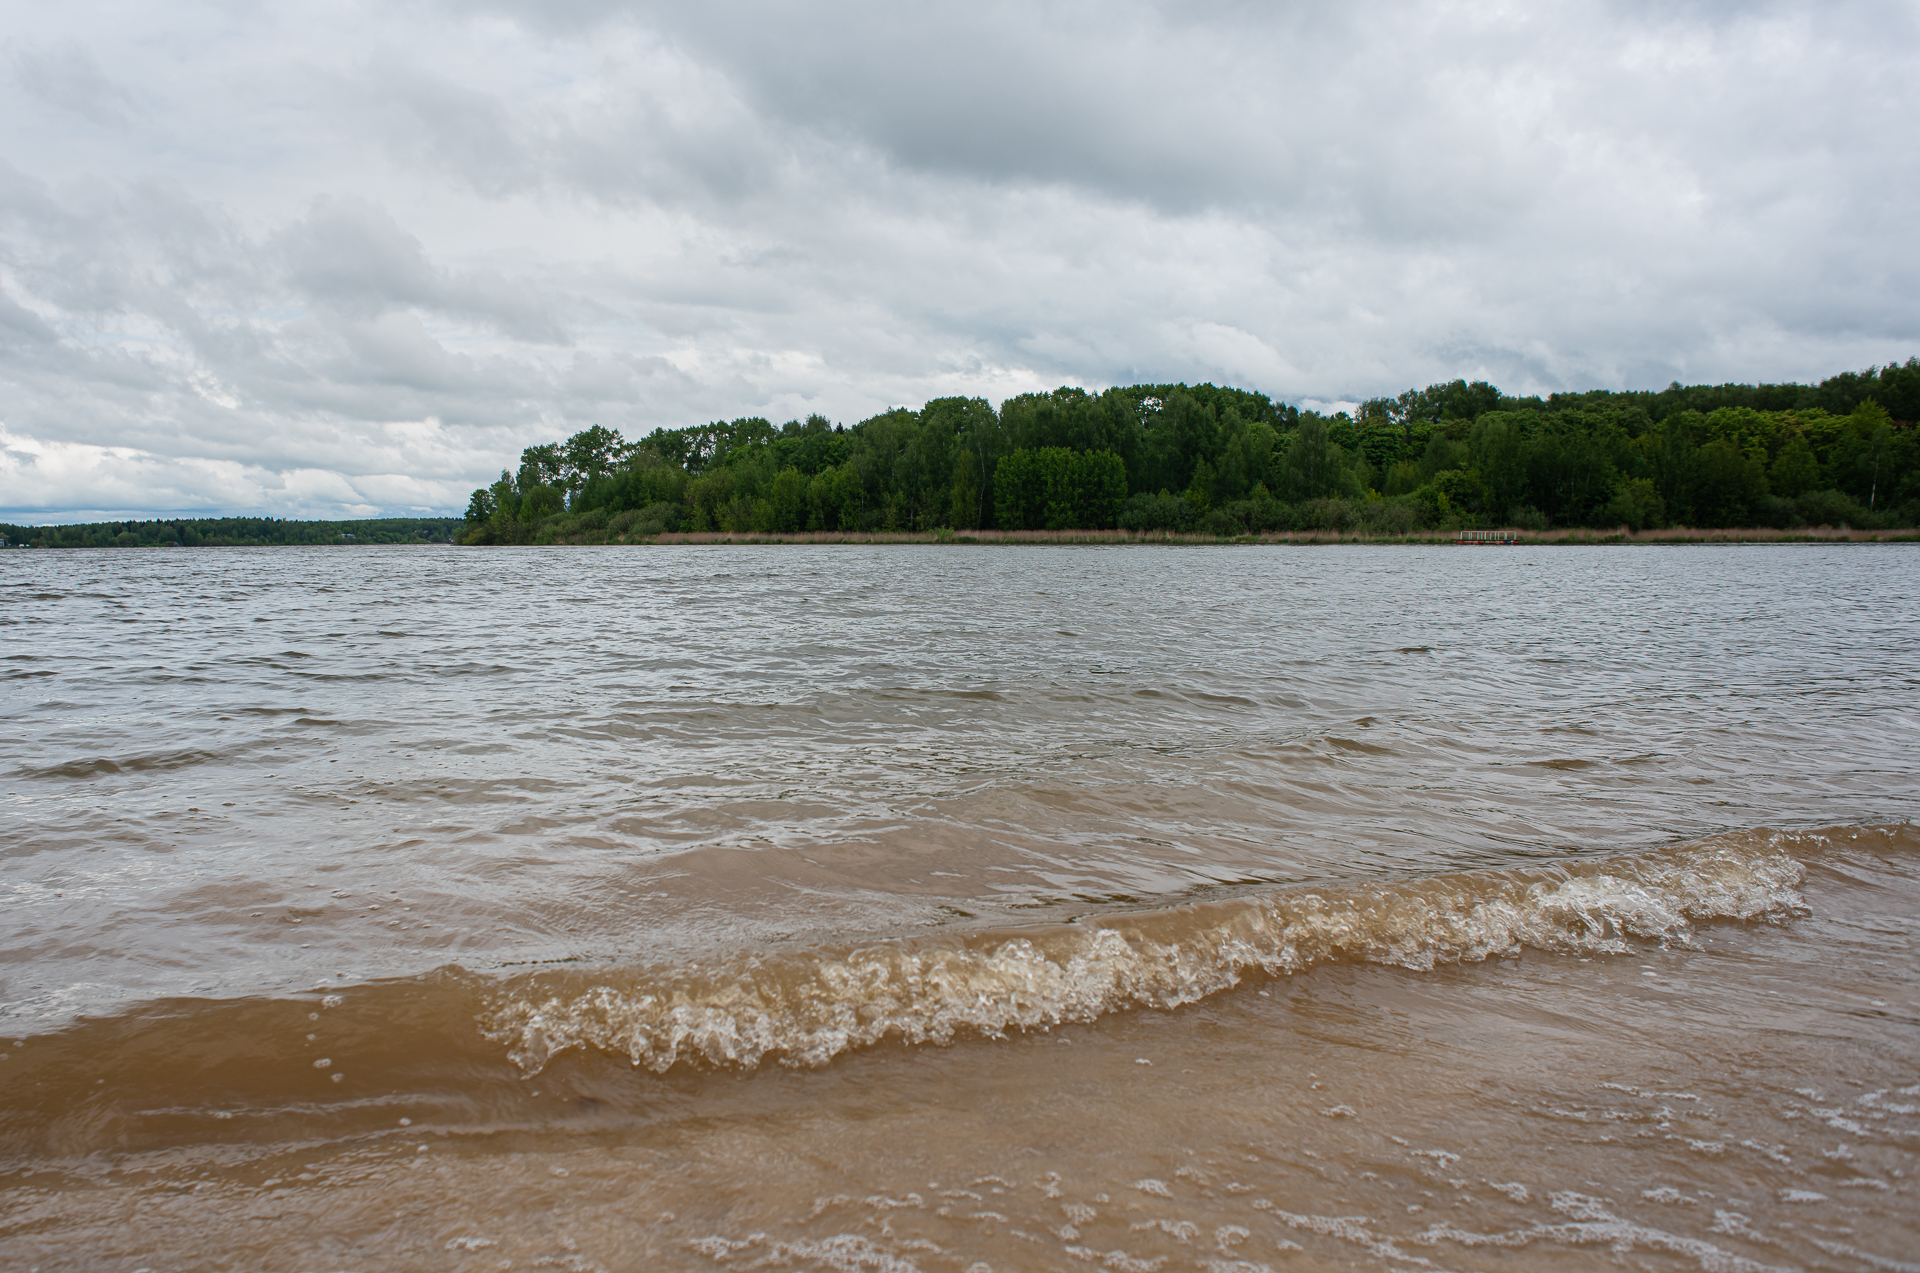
xmin=480 ymin=830 xmax=1810 ymax=1073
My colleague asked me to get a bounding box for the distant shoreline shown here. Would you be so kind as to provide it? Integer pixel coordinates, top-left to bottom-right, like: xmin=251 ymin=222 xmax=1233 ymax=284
xmin=6 ymin=521 xmax=1914 ymax=549
xmin=602 ymin=525 xmax=1920 ymax=546
xmin=0 ymin=515 xmax=463 ymax=550
xmin=18 ymin=525 xmax=1909 ymax=547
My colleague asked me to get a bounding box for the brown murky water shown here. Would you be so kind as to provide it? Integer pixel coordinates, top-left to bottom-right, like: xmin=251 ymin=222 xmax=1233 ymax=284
xmin=2 ymin=545 xmax=1917 ymax=1271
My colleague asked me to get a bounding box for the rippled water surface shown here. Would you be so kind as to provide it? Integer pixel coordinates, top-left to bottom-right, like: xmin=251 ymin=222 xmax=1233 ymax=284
xmin=2 ymin=544 xmax=1917 ymax=1271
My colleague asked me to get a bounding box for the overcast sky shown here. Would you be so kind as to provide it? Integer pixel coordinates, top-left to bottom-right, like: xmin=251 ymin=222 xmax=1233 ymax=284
xmin=2 ymin=0 xmax=1916 ymax=520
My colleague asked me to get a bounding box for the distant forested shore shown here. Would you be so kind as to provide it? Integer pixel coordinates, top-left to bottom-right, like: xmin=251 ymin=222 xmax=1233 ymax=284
xmin=463 ymin=359 xmax=1920 ymax=544
xmin=0 ymin=516 xmax=462 ymax=549
xmin=7 ymin=360 xmax=1917 ymax=549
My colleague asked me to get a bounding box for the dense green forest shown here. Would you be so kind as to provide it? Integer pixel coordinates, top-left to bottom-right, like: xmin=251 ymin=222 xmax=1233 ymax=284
xmin=463 ymin=359 xmax=1920 ymax=543
xmin=0 ymin=517 xmax=463 ymax=549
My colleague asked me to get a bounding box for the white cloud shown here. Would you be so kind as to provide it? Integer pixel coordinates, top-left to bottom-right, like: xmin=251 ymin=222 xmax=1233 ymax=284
xmin=0 ymin=0 xmax=1916 ymax=519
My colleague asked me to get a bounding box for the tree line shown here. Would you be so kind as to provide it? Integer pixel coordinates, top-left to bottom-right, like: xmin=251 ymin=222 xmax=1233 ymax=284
xmin=1 ymin=517 xmax=464 ymax=549
xmin=462 ymin=358 xmax=1920 ymax=543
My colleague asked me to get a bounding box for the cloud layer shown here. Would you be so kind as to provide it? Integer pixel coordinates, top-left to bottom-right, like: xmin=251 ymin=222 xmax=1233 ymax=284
xmin=2 ymin=0 xmax=1917 ymax=519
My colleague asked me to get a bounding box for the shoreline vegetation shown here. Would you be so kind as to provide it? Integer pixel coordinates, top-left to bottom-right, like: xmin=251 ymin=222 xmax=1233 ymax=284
xmin=0 ymin=516 xmax=462 ymax=550
xmin=5 ymin=360 xmax=1916 ymax=549
xmin=4 ymin=524 xmax=1914 ymax=549
xmin=462 ymin=360 xmax=1920 ymax=546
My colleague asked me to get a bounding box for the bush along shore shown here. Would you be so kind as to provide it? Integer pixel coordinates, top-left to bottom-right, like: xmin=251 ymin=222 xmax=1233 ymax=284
xmin=0 ymin=517 xmax=464 ymax=549
xmin=463 ymin=361 xmax=1920 ymax=545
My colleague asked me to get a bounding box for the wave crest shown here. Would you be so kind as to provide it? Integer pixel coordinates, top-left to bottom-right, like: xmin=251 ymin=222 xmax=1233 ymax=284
xmin=478 ymin=832 xmax=1808 ymax=1074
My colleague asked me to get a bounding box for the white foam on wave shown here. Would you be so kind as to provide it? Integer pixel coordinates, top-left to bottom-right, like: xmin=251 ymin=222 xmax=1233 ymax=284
xmin=478 ymin=832 xmax=1808 ymax=1074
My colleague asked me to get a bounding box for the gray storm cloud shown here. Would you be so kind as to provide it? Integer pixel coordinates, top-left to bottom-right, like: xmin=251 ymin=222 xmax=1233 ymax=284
xmin=1 ymin=0 xmax=1916 ymax=519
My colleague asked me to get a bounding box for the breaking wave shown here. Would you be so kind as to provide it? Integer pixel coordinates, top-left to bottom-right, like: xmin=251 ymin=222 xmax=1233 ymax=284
xmin=480 ymin=829 xmax=1812 ymax=1074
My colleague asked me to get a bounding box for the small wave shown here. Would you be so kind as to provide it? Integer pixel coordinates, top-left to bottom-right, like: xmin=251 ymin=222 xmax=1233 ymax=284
xmin=18 ymin=748 xmax=231 ymax=780
xmin=479 ymin=830 xmax=1811 ymax=1075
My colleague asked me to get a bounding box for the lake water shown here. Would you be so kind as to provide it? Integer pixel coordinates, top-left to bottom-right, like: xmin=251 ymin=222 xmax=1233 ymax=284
xmin=2 ymin=544 xmax=1917 ymax=1271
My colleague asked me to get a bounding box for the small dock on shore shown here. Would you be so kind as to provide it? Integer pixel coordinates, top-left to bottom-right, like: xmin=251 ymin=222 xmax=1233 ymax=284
xmin=1456 ymin=530 xmax=1519 ymax=544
